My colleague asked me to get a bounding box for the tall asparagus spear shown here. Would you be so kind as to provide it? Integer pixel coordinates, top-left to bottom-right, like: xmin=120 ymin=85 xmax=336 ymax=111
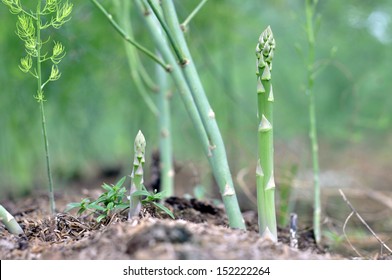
xmin=128 ymin=130 xmax=146 ymax=219
xmin=256 ymin=26 xmax=277 ymax=241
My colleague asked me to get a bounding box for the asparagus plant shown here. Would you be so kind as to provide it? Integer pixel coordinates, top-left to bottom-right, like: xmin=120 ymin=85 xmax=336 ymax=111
xmin=0 ymin=204 xmax=24 ymax=235
xmin=1 ymin=0 xmax=73 ymax=214
xmin=128 ymin=130 xmax=146 ymax=219
xmin=305 ymin=0 xmax=321 ymax=244
xmin=90 ymin=0 xmax=245 ymax=228
xmin=256 ymin=26 xmax=277 ymax=241
xmin=146 ymin=0 xmax=246 ymax=229
xmin=66 ymin=175 xmax=175 ymax=221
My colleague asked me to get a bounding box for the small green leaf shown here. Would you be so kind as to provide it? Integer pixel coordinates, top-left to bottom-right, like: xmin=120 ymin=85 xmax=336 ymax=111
xmin=101 ymin=183 xmax=113 ymax=192
xmin=96 ymin=215 xmax=106 ymax=223
xmin=114 ymin=204 xmax=129 ymax=211
xmin=87 ymin=203 xmax=106 ymax=212
xmin=152 ymin=202 xmax=175 ymax=219
xmin=78 ymin=207 xmax=89 ymax=215
xmin=115 ymin=176 xmax=126 ymax=187
xmin=107 ymin=202 xmax=114 ymax=210
xmin=64 ymin=202 xmax=82 ymax=212
xmin=131 ymin=190 xmax=151 ymax=198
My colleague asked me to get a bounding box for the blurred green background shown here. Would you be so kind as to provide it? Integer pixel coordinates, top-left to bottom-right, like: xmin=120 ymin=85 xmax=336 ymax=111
xmin=1 ymin=0 xmax=391 ymax=196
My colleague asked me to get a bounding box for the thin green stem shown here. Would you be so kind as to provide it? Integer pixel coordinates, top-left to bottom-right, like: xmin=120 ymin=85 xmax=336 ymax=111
xmin=113 ymin=0 xmax=158 ymax=116
xmin=37 ymin=1 xmax=55 ymax=215
xmin=90 ymin=0 xmax=171 ymax=72
xmin=156 ymin=56 xmax=174 ymax=197
xmin=181 ymin=0 xmax=208 ymax=30
xmin=156 ymin=0 xmax=245 ymax=229
xmin=134 ymin=0 xmax=209 ymax=159
xmin=146 ymin=0 xmax=186 ymax=65
xmin=137 ymin=59 xmax=159 ymax=92
xmin=305 ymin=0 xmax=321 ymax=244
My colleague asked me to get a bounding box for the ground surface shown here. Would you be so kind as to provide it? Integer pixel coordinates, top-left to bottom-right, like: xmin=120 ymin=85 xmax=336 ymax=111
xmin=2 ymin=141 xmax=392 ymax=260
xmin=0 ymin=186 xmax=335 ymax=260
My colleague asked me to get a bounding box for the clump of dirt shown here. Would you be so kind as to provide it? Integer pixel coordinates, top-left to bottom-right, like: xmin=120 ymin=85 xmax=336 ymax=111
xmin=0 ymin=190 xmax=337 ymax=260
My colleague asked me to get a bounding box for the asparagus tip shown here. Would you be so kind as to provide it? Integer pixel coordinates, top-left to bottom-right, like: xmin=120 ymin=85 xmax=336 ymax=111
xmin=134 ymin=130 xmax=146 ymax=158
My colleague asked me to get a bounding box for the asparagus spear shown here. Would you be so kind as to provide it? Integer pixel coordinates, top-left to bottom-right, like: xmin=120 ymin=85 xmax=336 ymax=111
xmin=0 ymin=205 xmax=24 ymax=235
xmin=128 ymin=130 xmax=146 ymax=219
xmin=256 ymin=26 xmax=277 ymax=241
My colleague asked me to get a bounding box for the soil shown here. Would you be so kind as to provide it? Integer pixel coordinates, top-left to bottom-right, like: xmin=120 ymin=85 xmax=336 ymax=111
xmin=2 ymin=142 xmax=392 ymax=260
xmin=1 ymin=184 xmax=336 ymax=260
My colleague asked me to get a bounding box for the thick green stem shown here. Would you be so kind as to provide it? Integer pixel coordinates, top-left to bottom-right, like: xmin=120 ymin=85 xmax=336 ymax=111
xmin=149 ymin=0 xmax=245 ymax=229
xmin=156 ymin=58 xmax=174 ymax=197
xmin=37 ymin=2 xmax=55 ymax=214
xmin=256 ymin=26 xmax=277 ymax=241
xmin=305 ymin=0 xmax=321 ymax=244
xmin=0 ymin=205 xmax=24 ymax=235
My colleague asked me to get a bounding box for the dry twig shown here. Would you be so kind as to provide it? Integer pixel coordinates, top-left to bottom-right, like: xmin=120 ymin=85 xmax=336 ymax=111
xmin=339 ymin=189 xmax=392 ymax=257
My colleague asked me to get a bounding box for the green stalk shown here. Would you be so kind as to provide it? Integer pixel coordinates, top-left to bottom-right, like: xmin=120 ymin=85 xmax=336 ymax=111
xmin=113 ymin=0 xmax=158 ymax=116
xmin=0 ymin=204 xmax=24 ymax=235
xmin=134 ymin=0 xmax=209 ymax=190
xmin=146 ymin=0 xmax=245 ymax=229
xmin=90 ymin=0 xmax=171 ymax=72
xmin=2 ymin=0 xmax=72 ymax=214
xmin=180 ymin=0 xmax=208 ymax=31
xmin=256 ymin=26 xmax=277 ymax=241
xmin=156 ymin=57 xmax=174 ymax=197
xmin=129 ymin=130 xmax=146 ymax=219
xmin=36 ymin=2 xmax=55 ymax=215
xmin=305 ymin=0 xmax=321 ymax=244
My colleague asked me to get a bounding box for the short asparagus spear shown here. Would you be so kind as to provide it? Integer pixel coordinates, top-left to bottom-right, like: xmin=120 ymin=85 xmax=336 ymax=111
xmin=128 ymin=130 xmax=146 ymax=219
xmin=0 ymin=205 xmax=24 ymax=235
xmin=256 ymin=26 xmax=277 ymax=241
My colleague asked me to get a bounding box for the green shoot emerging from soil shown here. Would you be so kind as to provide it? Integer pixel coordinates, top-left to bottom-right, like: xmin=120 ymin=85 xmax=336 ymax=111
xmin=256 ymin=26 xmax=277 ymax=242
xmin=2 ymin=0 xmax=73 ymax=214
xmin=131 ymin=188 xmax=175 ymax=219
xmin=129 ymin=130 xmax=146 ymax=219
xmin=0 ymin=204 xmax=24 ymax=235
xmin=66 ymin=177 xmax=129 ymax=222
xmin=66 ymin=176 xmax=174 ymax=222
